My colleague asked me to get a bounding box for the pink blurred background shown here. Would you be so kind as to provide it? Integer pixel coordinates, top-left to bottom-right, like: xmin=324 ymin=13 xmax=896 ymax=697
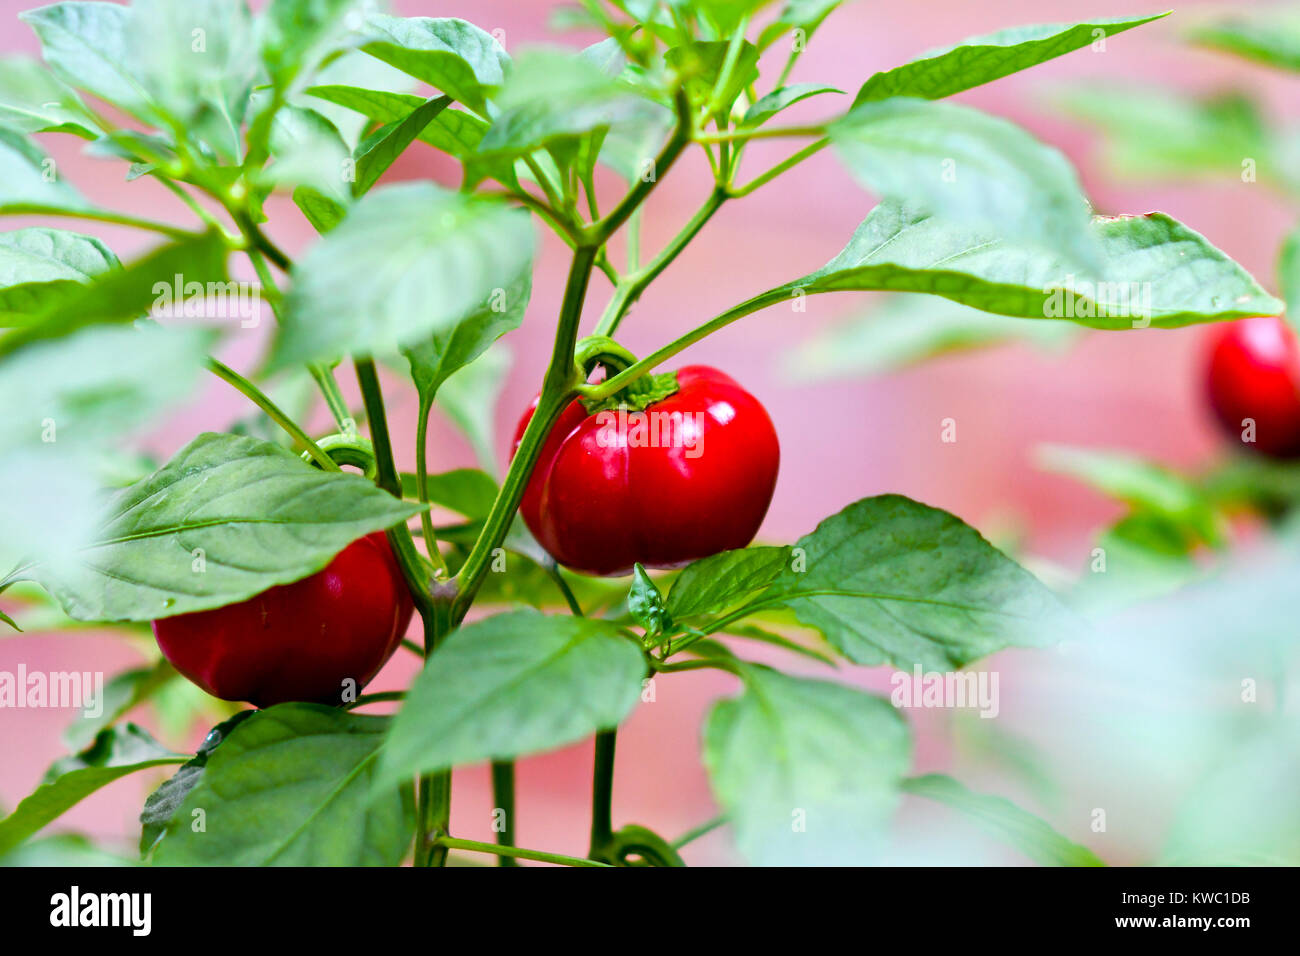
xmin=2 ymin=0 xmax=1290 ymax=864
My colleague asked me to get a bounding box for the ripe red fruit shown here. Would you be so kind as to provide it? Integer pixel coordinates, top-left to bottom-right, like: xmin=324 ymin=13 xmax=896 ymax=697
xmin=514 ymin=365 xmax=780 ymax=576
xmin=1205 ymin=316 xmax=1300 ymax=458
xmin=152 ymin=532 xmax=413 ymax=708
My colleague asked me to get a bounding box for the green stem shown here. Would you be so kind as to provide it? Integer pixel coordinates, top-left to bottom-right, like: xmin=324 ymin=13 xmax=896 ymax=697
xmin=450 ymin=245 xmax=597 ymax=622
xmin=3 ymin=204 xmax=195 ymax=239
xmin=583 ymin=284 xmax=793 ymax=401
xmin=545 ymin=561 xmax=584 ymax=615
xmin=589 ymin=728 xmax=617 ymax=856
xmin=591 ymin=90 xmax=693 ymax=244
xmin=206 ymin=358 xmax=337 ymax=470
xmin=706 ymin=18 xmax=751 ymax=121
xmin=728 ymin=139 xmax=829 ymax=198
xmin=437 ymin=836 xmax=610 ymax=868
xmin=491 ymin=760 xmax=518 ymax=867
xmin=414 ymin=396 xmax=451 ymax=579
xmin=594 ymin=187 xmax=727 ymax=337
xmin=695 ymin=123 xmax=825 ymax=144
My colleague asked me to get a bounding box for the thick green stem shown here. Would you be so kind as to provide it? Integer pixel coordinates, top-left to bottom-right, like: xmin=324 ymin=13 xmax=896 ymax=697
xmin=450 ymin=245 xmax=598 ymax=622
xmin=206 ymin=358 xmax=337 ymax=470
xmin=589 ymin=729 xmax=617 ymax=856
xmin=491 ymin=760 xmax=518 ymax=867
xmin=437 ymin=836 xmax=610 ymax=867
xmin=594 ymin=187 xmax=727 ymax=337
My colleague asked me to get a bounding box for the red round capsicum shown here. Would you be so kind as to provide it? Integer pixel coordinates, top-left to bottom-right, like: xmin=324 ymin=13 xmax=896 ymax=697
xmin=152 ymin=532 xmax=413 ymax=707
xmin=1205 ymin=315 xmax=1300 ymax=458
xmin=514 ymin=363 xmax=780 ymax=576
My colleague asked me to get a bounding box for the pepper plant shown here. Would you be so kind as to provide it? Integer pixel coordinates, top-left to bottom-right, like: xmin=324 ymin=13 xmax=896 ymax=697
xmin=0 ymin=1 xmax=1284 ymax=867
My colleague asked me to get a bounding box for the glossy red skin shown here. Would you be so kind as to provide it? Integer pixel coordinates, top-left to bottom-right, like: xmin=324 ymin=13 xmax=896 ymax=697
xmin=514 ymin=365 xmax=780 ymax=576
xmin=152 ymin=532 xmax=413 ymax=708
xmin=1205 ymin=316 xmax=1300 ymax=458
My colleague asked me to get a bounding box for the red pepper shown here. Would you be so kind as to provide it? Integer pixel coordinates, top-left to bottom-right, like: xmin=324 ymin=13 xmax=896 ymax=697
xmin=1205 ymin=316 xmax=1300 ymax=458
xmin=514 ymin=365 xmax=780 ymax=576
xmin=152 ymin=532 xmax=413 ymax=707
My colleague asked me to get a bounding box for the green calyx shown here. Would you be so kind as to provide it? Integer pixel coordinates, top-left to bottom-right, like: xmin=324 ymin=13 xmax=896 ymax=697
xmin=574 ymin=335 xmax=680 ymax=414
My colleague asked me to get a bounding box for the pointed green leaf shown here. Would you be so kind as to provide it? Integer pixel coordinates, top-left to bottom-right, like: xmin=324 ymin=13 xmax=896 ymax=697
xmin=703 ymin=667 xmax=911 ymax=866
xmin=378 ymin=610 xmax=645 ymax=787
xmin=269 ymin=183 xmax=534 ymax=369
xmin=0 ymin=228 xmax=119 ymax=326
xmin=854 ymin=14 xmax=1168 ymax=105
xmin=0 ymin=55 xmax=98 ymax=137
xmin=785 ymin=201 xmax=1282 ymax=330
xmin=352 ymin=94 xmax=451 ymax=196
xmin=0 ymin=724 xmax=184 ymax=856
xmin=761 ymin=495 xmax=1074 ymax=670
xmin=831 ymin=99 xmax=1097 ymax=269
xmin=666 ymin=546 xmax=791 ymax=620
xmin=6 ymin=432 xmax=423 ymax=622
xmin=361 ymin=14 xmax=508 ymax=115
xmin=153 ymin=704 xmax=414 ymax=866
xmin=903 ymin=774 xmax=1105 ymax=866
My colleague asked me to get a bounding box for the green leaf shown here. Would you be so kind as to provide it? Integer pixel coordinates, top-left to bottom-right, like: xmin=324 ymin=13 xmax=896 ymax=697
xmin=1054 ymin=85 xmax=1278 ymax=188
xmin=378 ymin=610 xmax=645 ymax=786
xmin=703 ymin=666 xmax=911 ymax=866
xmin=0 ymin=724 xmax=183 ymax=856
xmin=831 ymin=99 xmax=1097 ymax=269
xmin=352 ymin=94 xmax=451 ymax=196
xmin=0 ymin=55 xmax=98 ymax=137
xmin=266 ymin=104 xmax=351 ymax=203
xmin=297 ymin=49 xmax=416 ymax=149
xmin=784 ymin=200 xmax=1282 ymax=330
xmin=666 ymin=546 xmax=791 ymax=620
xmin=307 ymin=84 xmax=491 ymax=159
xmin=399 ymin=468 xmax=499 ymax=521
xmin=718 ymin=622 xmax=837 ymax=666
xmin=0 ymin=322 xmax=211 ymax=570
xmin=628 ymin=563 xmax=671 ymax=638
xmin=742 ymin=83 xmax=842 ymax=127
xmin=786 ymin=293 xmax=1080 ymax=381
xmin=361 ymin=14 xmax=508 ymax=115
xmin=291 ymin=185 xmax=346 ymax=234
xmin=0 ymin=126 xmax=90 ymax=217
xmin=139 ymin=710 xmax=253 ymax=856
xmin=20 ymin=1 xmax=158 ymax=123
xmin=6 ymin=432 xmax=422 ymax=622
xmin=129 ymin=0 xmax=257 ymax=158
xmin=697 ymin=0 xmax=775 ymax=36
xmin=1036 ymin=444 xmax=1222 ymax=545
xmin=0 ymin=228 xmax=119 ymax=326
xmin=0 ymin=229 xmax=228 ymax=358
xmin=269 ymin=182 xmax=535 ymax=370
xmin=1190 ymin=9 xmax=1300 ymax=72
xmin=153 ymin=704 xmax=414 ymax=865
xmin=400 ymin=270 xmax=529 ymax=404
xmin=761 ymin=495 xmax=1073 ymax=670
xmin=902 ymin=773 xmax=1105 ymax=866
xmin=1 ymin=832 xmax=134 ymax=867
xmin=854 ymin=14 xmax=1167 ymax=105
xmin=665 ymin=39 xmax=760 ymax=119
xmin=477 ymin=48 xmax=666 ymax=157
xmin=260 ymin=0 xmax=366 ymax=92
xmin=63 ymin=658 xmax=180 ymax=752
